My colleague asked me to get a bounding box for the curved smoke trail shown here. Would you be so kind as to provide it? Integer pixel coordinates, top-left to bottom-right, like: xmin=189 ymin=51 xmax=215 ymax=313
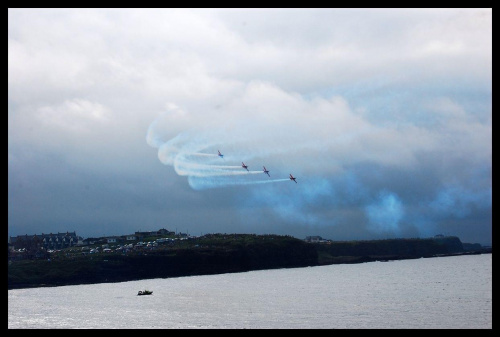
xmin=146 ymin=120 xmax=290 ymax=189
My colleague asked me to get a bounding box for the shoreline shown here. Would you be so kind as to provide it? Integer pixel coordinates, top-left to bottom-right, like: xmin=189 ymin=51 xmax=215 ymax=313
xmin=8 ymin=249 xmax=491 ymax=290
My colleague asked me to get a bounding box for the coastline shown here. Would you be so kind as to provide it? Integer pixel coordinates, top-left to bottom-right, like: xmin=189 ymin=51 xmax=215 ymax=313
xmin=8 ymin=244 xmax=491 ymax=290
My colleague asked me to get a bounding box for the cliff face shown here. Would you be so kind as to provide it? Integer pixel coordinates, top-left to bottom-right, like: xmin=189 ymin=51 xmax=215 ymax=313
xmin=462 ymin=242 xmax=484 ymax=251
xmin=314 ymin=236 xmax=464 ymax=263
xmin=8 ymin=235 xmax=318 ymax=289
xmin=8 ymin=235 xmax=472 ymax=290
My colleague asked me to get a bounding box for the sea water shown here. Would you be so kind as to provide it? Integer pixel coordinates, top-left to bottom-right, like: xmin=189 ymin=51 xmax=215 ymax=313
xmin=8 ymin=253 xmax=492 ymax=329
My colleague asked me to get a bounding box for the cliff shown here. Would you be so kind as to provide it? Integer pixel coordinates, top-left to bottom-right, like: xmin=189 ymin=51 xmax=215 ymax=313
xmin=8 ymin=234 xmax=318 ymax=289
xmin=8 ymin=234 xmax=487 ymax=290
xmin=313 ymin=236 xmax=465 ymax=264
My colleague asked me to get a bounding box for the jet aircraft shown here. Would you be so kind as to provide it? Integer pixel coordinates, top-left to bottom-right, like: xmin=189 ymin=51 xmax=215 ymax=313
xmin=242 ymin=162 xmax=249 ymax=171
xmin=218 ymin=150 xmax=224 ymax=158
xmin=289 ymin=174 xmax=297 ymax=183
xmin=263 ymin=166 xmax=270 ymax=177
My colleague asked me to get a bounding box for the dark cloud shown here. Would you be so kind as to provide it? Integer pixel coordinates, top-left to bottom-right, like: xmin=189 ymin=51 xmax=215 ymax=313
xmin=8 ymin=9 xmax=491 ymax=245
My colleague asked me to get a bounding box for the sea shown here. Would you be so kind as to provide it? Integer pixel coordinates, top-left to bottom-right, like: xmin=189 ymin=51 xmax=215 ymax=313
xmin=8 ymin=253 xmax=492 ymax=329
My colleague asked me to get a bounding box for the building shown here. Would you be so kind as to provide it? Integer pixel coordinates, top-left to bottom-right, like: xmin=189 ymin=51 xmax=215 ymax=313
xmin=304 ymin=236 xmax=324 ymax=243
xmin=9 ymin=231 xmax=82 ymax=250
xmin=105 ymin=236 xmax=125 ymax=244
xmin=132 ymin=228 xmax=176 ymax=240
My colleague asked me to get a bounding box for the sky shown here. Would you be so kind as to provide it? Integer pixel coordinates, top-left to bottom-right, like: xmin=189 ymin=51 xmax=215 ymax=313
xmin=8 ymin=8 xmax=492 ymax=245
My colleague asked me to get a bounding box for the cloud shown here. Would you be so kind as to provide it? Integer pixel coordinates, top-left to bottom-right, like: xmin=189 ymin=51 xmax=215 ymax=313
xmin=146 ymin=78 xmax=491 ymax=240
xmin=8 ymin=8 xmax=492 ymax=244
xmin=37 ymin=99 xmax=110 ymax=132
xmin=365 ymin=191 xmax=404 ymax=234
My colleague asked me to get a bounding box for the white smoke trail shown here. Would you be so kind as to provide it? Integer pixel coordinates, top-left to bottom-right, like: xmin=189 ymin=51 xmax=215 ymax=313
xmin=171 ymin=151 xmax=268 ymax=180
xmin=189 ymin=152 xmax=217 ymax=157
xmin=188 ymin=176 xmax=290 ymax=190
xmin=149 ymin=129 xmax=288 ymax=188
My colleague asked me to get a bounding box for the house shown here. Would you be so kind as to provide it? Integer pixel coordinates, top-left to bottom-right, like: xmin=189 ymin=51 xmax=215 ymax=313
xmin=134 ymin=228 xmax=175 ymax=238
xmin=304 ymin=236 xmax=323 ymax=243
xmin=134 ymin=231 xmax=158 ymax=239
xmin=9 ymin=232 xmax=81 ymax=250
xmin=158 ymin=228 xmax=175 ymax=236
xmin=106 ymin=236 xmax=123 ymax=244
xmin=82 ymin=238 xmax=98 ymax=245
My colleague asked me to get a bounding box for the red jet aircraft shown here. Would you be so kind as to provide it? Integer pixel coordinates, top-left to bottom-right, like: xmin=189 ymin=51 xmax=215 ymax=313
xmin=263 ymin=166 xmax=270 ymax=177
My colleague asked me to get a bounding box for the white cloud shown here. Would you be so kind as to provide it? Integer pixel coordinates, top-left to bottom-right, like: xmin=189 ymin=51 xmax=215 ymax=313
xmin=8 ymin=8 xmax=492 ymax=243
xmin=148 ymin=80 xmax=486 ymax=179
xmin=37 ymin=99 xmax=110 ymax=132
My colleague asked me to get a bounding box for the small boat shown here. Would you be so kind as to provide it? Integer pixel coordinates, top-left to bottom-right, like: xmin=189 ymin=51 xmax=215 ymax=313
xmin=138 ymin=290 xmax=153 ymax=296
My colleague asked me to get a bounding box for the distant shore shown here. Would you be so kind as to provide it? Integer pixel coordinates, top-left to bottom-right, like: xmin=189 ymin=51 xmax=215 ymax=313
xmin=8 ymin=234 xmax=491 ymax=290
